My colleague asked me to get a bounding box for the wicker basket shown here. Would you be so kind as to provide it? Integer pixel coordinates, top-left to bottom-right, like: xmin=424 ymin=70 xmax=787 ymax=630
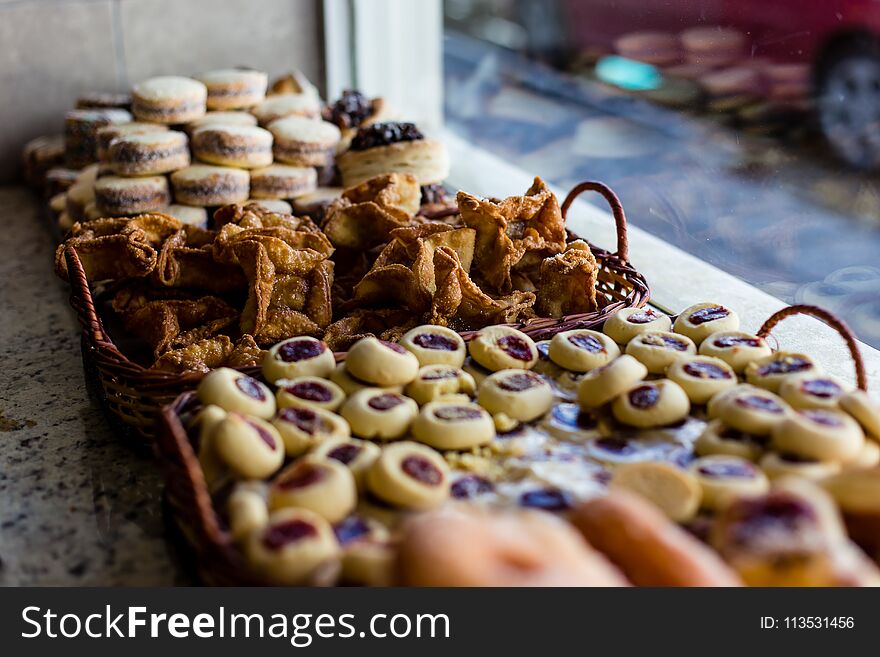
xmin=157 ymin=303 xmax=870 ymax=586
xmin=66 ymin=180 xmax=649 ymax=442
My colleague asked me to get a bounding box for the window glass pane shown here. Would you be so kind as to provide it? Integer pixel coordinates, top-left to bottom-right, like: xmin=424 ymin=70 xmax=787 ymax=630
xmin=444 ymin=0 xmax=880 ymax=348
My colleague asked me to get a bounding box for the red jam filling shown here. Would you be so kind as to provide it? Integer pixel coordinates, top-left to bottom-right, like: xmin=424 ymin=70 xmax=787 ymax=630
xmin=412 ymin=333 xmax=458 ymax=351
xmin=285 ymin=381 xmax=333 ymax=402
xmin=689 ymin=306 xmax=730 ymax=325
xmin=263 ymin=519 xmax=317 ymax=550
xmin=801 ymin=379 xmax=841 ymax=398
xmin=244 ymin=419 xmax=276 ymax=450
xmin=235 ymin=376 xmax=266 ymax=401
xmin=380 ymin=340 xmax=407 ymax=354
xmin=627 ymin=309 xmax=660 ymax=324
xmin=713 ymin=335 xmax=762 ymax=349
xmin=278 ymin=406 xmax=325 ymax=434
xmin=642 ymin=334 xmax=689 ymax=351
xmin=333 ymin=517 xmax=371 ymax=545
xmin=421 ymin=368 xmax=458 ymax=381
xmin=801 ymin=410 xmax=843 ymax=427
xmin=327 ymin=443 xmax=361 ymax=465
xmin=368 ymin=393 xmax=404 ymax=411
xmin=629 ymin=384 xmax=660 ymax=409
xmin=401 ymin=456 xmax=443 ymax=486
xmin=697 ymin=460 xmax=757 ymax=479
xmin=277 ymin=464 xmax=324 ymax=490
xmin=735 ymin=395 xmax=784 ymax=414
xmin=451 ymin=475 xmax=494 ymax=499
xmin=434 ymin=406 xmax=484 ymax=421
xmin=519 ymin=488 xmax=572 ymax=511
xmin=496 ymin=335 xmax=533 ymax=361
xmin=757 ymin=356 xmax=812 ymax=377
xmin=277 ymin=339 xmax=324 ymax=362
xmin=498 ymin=372 xmax=542 ymax=392
xmin=567 ymin=333 xmax=605 ymax=353
xmin=683 ymin=361 xmax=732 ymax=380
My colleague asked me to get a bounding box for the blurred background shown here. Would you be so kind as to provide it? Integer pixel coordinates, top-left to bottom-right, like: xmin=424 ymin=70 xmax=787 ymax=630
xmin=443 ymin=0 xmax=880 ymax=347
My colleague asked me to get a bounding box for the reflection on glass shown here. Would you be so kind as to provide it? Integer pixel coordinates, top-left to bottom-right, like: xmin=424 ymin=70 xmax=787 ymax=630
xmin=444 ymin=0 xmax=880 ymax=347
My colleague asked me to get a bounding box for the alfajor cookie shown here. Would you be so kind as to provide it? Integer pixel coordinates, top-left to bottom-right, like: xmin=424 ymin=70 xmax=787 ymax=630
xmin=188 ymin=111 xmax=258 ymax=132
xmin=689 ymin=455 xmax=770 ymax=510
xmin=744 ymin=352 xmax=821 ymax=392
xmin=249 ymin=164 xmax=317 ymax=199
xmin=603 ymin=307 xmax=672 ymax=345
xmin=262 ymin=336 xmax=335 ymax=384
xmin=196 ymin=69 xmax=268 ymax=110
xmin=271 ymin=405 xmax=350 ymax=456
xmin=548 ymin=329 xmax=620 ymax=372
xmin=251 ymin=93 xmax=322 ymax=126
xmin=698 ymin=330 xmax=771 ymax=373
xmin=276 ymin=376 xmax=345 ymax=412
xmin=191 ymin=124 xmax=273 ymax=169
xmin=344 ymin=337 xmax=419 ymax=387
xmin=197 ymin=367 xmax=275 ymax=418
xmin=132 ymin=76 xmax=207 ymax=124
xmin=667 ymin=355 xmax=736 ymax=404
xmin=269 ymin=458 xmax=357 ymax=523
xmin=94 ymin=175 xmax=170 ymax=215
xmin=400 ymin=325 xmax=467 ymax=368
xmin=292 ymin=186 xmax=343 ymax=222
xmin=65 ymin=108 xmax=133 ymax=167
xmin=477 ymin=370 xmax=554 ymax=423
xmin=108 ymin=130 xmax=190 ymax=176
xmin=412 ymin=401 xmax=495 ymax=450
xmin=578 ymin=354 xmax=648 ymax=408
xmin=611 ymin=379 xmax=691 ymax=428
xmin=245 ymin=198 xmax=292 ymax=213
xmin=469 ymin=326 xmax=538 ymax=372
xmin=269 ymin=116 xmax=341 ymax=167
xmin=96 ymin=122 xmax=168 ymax=162
xmin=625 ymin=331 xmax=696 ymax=374
xmin=163 ymin=204 xmax=208 ymax=227
xmin=171 ymin=165 xmax=249 ymax=206
xmin=772 ymin=409 xmax=865 ymax=462
xmin=404 ymin=365 xmax=476 ymax=406
xmin=366 ymin=441 xmax=450 ymax=511
xmin=341 ymin=389 xmax=418 ymax=440
xmin=673 ymin=302 xmax=740 ymax=345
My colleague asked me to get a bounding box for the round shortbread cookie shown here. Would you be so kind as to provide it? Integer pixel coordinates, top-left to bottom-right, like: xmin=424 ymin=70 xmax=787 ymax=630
xmin=340 ymin=388 xmax=418 ymax=440
xmin=262 ymin=336 xmax=335 ymax=384
xmin=366 ymin=441 xmax=450 ymax=511
xmin=603 ymin=307 xmax=672 ymax=345
xmin=625 ymin=331 xmax=696 ymax=374
xmin=477 ymin=369 xmax=554 ymax=423
xmin=548 ymin=329 xmax=620 ymax=372
xmin=673 ymin=302 xmax=740 ymax=346
xmin=400 ymin=325 xmax=467 ymax=367
xmin=344 ymin=337 xmax=420 ymax=387
xmin=411 ymin=401 xmax=495 ymax=450
xmin=611 ymin=379 xmax=691 ymax=428
xmin=469 ymin=326 xmax=538 ymax=372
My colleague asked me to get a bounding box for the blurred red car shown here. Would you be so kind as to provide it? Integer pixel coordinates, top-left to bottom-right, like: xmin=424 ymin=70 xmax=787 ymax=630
xmin=562 ymin=0 xmax=880 ymax=168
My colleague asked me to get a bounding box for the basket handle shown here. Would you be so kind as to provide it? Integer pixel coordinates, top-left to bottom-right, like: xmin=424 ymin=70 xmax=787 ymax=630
xmin=64 ymin=246 xmax=108 ymax=347
xmin=561 ymin=181 xmax=630 ymax=262
xmin=757 ymin=304 xmax=867 ymax=391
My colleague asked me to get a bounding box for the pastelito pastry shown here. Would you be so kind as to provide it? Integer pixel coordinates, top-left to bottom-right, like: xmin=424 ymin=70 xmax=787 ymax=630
xmin=171 ymin=165 xmax=250 ymax=206
xmin=667 ymin=355 xmax=736 ymax=404
xmin=262 ymin=336 xmax=335 ymax=384
xmin=625 ymin=331 xmax=696 ymax=374
xmin=196 ymin=69 xmax=268 ymax=110
xmin=689 ymin=455 xmax=770 ymax=510
xmin=612 ymin=379 xmax=690 ymax=428
xmin=108 ymin=130 xmax=190 ymax=176
xmin=477 ymin=370 xmax=554 ymax=423
xmin=400 ymin=325 xmax=467 ymax=367
xmin=578 ymin=354 xmax=648 ymax=408
xmin=269 ymin=458 xmax=357 ymax=523
xmin=249 ymin=164 xmax=317 ymax=199
xmin=366 ymin=441 xmax=450 ymax=511
xmin=272 ymin=405 xmax=350 ymax=456
xmin=212 ymin=413 xmax=285 ymax=479
xmin=191 ymin=124 xmax=273 ymax=169
xmin=97 ymin=121 xmax=168 ymax=161
xmin=94 ymin=175 xmax=170 ymax=215
xmin=603 ymin=306 xmax=672 ymax=345
xmin=772 ymin=409 xmax=865 ymax=462
xmin=337 ymin=122 xmax=449 ymax=188
xmin=698 ymin=330 xmax=771 ymax=373
xmin=132 ymin=75 xmax=207 ymax=124
xmin=744 ymin=351 xmax=821 ymax=392
xmin=535 ymin=241 xmax=599 ymax=317
xmin=570 ymin=491 xmax=741 ymax=586
xmin=673 ymin=302 xmax=740 ymax=345
xmin=243 ymin=508 xmax=340 ymax=585
xmin=548 ymin=328 xmax=619 ymax=372
xmin=396 ymin=506 xmax=629 ymax=586
xmin=65 ymin=108 xmax=132 ymax=167
xmin=341 ymin=389 xmax=418 ymax=440
xmin=411 ymin=400 xmax=495 ymax=450
xmin=269 ymin=116 xmax=341 ymax=167
xmin=251 ymin=93 xmax=322 ymax=126
xmin=275 ymin=376 xmax=345 ymax=412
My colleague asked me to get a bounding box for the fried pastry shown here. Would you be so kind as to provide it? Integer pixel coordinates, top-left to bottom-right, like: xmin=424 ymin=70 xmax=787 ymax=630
xmin=536 ymin=241 xmax=599 ymax=317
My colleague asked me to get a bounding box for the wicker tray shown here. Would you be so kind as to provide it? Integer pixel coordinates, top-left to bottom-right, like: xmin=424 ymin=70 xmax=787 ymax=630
xmin=156 ymin=303 xmax=872 ymax=586
xmin=66 ymin=180 xmax=650 ymax=442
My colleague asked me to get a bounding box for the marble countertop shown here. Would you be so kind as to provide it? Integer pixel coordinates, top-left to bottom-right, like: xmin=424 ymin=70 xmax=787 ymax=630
xmin=0 ymin=186 xmax=190 ymax=585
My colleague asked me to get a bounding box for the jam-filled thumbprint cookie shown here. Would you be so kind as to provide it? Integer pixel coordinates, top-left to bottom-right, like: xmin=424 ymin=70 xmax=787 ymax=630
xmin=344 ymin=337 xmax=420 ymax=387
xmin=366 ymin=441 xmax=450 ymax=511
xmin=603 ymin=307 xmax=672 ymax=345
xmin=578 ymin=355 xmax=648 ymax=408
xmin=698 ymin=330 xmax=771 ymax=373
xmin=625 ymin=331 xmax=696 ymax=374
xmin=612 ymin=379 xmax=691 ymax=428
xmin=673 ymin=302 xmax=740 ymax=346
xmin=477 ymin=369 xmax=554 ymax=422
xmin=548 ymin=329 xmax=620 ymax=372
xmin=198 ymin=367 xmax=276 ymax=418
xmin=262 ymin=336 xmax=336 ymax=384
xmin=400 ymin=325 xmax=467 ymax=368
xmin=340 ymin=389 xmax=418 ymax=440
xmin=468 ymin=326 xmax=539 ymax=372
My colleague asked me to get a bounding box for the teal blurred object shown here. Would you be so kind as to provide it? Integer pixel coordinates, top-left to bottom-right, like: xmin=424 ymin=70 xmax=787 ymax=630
xmin=595 ymin=55 xmax=662 ymax=91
